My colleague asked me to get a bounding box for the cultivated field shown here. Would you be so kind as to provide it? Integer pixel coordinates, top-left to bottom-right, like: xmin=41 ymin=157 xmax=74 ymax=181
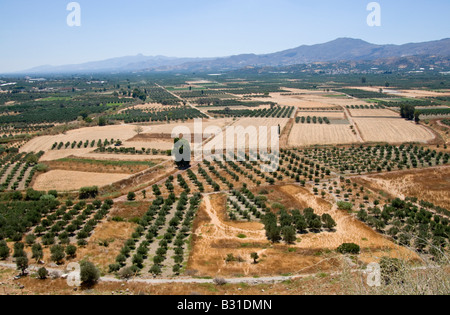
xmin=207 ymin=117 xmax=289 ymax=150
xmin=349 ymin=108 xmax=399 ymax=117
xmin=354 ymin=118 xmax=435 ymax=143
xmin=288 ymin=124 xmax=359 ymax=147
xmin=33 ymin=170 xmax=130 ymax=191
xmin=296 ymin=111 xmax=346 ymax=119
xmin=20 ymin=125 xmax=151 ymax=153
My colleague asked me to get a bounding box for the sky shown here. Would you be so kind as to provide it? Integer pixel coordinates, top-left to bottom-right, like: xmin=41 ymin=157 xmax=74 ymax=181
xmin=0 ymin=0 xmax=449 ymax=72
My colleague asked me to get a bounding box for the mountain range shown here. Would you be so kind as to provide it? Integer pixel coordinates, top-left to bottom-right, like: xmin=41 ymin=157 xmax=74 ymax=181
xmin=20 ymin=37 xmax=450 ymax=74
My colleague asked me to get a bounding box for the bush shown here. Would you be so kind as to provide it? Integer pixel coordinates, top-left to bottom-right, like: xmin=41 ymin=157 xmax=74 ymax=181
xmin=119 ymin=266 xmax=135 ymax=279
xmin=0 ymin=241 xmax=10 ymax=260
xmin=37 ymin=267 xmax=49 ymax=280
xmin=337 ymin=201 xmax=353 ymax=211
xmin=50 ymin=245 xmax=66 ymax=264
xmin=16 ymin=255 xmax=28 ymax=275
xmin=108 ymin=263 xmax=121 ymax=273
xmin=80 ymin=261 xmax=100 ymax=285
xmin=65 ymin=245 xmax=77 ymax=258
xmin=213 ymin=278 xmax=227 ymax=286
xmin=127 ymin=192 xmax=136 ymax=201
xmin=79 ymin=186 xmax=99 ymax=199
xmin=337 ymin=243 xmax=361 ymax=254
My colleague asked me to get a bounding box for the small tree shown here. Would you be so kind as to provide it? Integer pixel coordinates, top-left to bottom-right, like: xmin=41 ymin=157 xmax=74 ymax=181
xmin=50 ymin=245 xmax=66 ymax=265
xmin=37 ymin=267 xmax=49 ymax=280
xmin=16 ymin=255 xmax=29 ymax=275
xmin=281 ymin=226 xmax=297 ymax=244
xmin=337 ymin=243 xmax=360 ymax=255
xmin=65 ymin=245 xmax=77 ymax=259
xmin=80 ymin=261 xmax=100 ymax=285
xmin=250 ymin=252 xmax=259 ymax=264
xmin=134 ymin=126 xmax=144 ymax=135
xmin=0 ymin=241 xmax=10 ymax=260
xmin=322 ymin=214 xmax=337 ymax=231
xmin=31 ymin=243 xmax=44 ymax=262
xmin=127 ymin=192 xmax=136 ymax=201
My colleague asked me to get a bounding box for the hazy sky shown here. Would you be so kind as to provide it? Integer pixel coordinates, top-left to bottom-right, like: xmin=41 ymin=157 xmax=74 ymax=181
xmin=0 ymin=0 xmax=449 ymax=72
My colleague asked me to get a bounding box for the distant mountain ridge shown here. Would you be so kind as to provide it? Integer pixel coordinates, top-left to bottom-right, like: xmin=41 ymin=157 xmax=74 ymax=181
xmin=19 ymin=37 xmax=450 ymax=74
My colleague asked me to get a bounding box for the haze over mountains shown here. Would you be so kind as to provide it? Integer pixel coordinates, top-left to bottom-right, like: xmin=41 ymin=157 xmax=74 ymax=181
xmin=21 ymin=38 xmax=450 ymax=74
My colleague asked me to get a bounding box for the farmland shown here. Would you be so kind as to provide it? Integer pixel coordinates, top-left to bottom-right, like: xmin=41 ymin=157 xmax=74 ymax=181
xmin=354 ymin=118 xmax=435 ymax=143
xmin=0 ymin=73 xmax=448 ymax=295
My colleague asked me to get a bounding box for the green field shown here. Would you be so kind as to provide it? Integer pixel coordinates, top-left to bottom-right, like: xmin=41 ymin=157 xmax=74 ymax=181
xmin=56 ymin=158 xmax=156 ymax=167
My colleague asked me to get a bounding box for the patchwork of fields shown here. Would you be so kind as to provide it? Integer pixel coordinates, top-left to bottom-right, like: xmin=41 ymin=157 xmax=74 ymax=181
xmin=0 ymin=81 xmax=449 ymax=293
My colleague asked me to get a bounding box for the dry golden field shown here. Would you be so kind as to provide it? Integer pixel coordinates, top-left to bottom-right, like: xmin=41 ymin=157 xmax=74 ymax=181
xmin=354 ymin=118 xmax=435 ymax=143
xmin=187 ymin=186 xmax=416 ymax=278
xmin=288 ymin=124 xmax=359 ymax=147
xmin=33 ymin=170 xmax=130 ymax=191
xmin=354 ymin=167 xmax=450 ymax=209
xmin=348 ymin=108 xmax=400 ymax=117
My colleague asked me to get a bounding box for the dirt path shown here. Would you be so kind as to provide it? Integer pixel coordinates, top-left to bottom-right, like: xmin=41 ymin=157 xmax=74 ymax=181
xmin=343 ymin=106 xmax=364 ymax=143
xmin=437 ymin=120 xmax=450 ymax=129
xmin=199 ymin=194 xmax=265 ymax=241
xmin=155 ymin=84 xmax=213 ymax=119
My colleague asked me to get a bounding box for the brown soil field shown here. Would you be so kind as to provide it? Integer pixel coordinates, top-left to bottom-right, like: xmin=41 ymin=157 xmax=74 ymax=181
xmin=44 ymin=158 xmax=157 ymax=174
xmin=349 ymin=108 xmax=400 ymax=117
xmin=33 ymin=170 xmax=130 ymax=191
xmin=296 ymin=111 xmax=345 ymax=119
xmin=187 ymin=187 xmax=416 ymax=278
xmin=80 ymin=152 xmax=172 ymax=162
xmin=187 ymin=193 xmax=342 ymax=278
xmin=143 ymin=118 xmax=233 ymax=135
xmin=20 ymin=124 xmax=152 ymax=153
xmin=121 ymin=140 xmax=174 ymax=151
xmin=277 ymin=185 xmax=418 ymax=264
xmin=288 ymin=124 xmax=359 ymax=147
xmin=354 ymin=118 xmax=435 ymax=143
xmin=75 ymin=221 xmax=137 ymax=272
xmin=353 ymin=167 xmax=450 ymax=209
xmin=206 ymin=117 xmax=288 ymax=151
xmin=109 ymin=201 xmax=153 ymax=220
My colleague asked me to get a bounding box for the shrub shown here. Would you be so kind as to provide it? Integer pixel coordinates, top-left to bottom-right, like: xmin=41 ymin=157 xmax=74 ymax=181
xmin=119 ymin=267 xmax=135 ymax=279
xmin=50 ymin=245 xmax=66 ymax=264
xmin=337 ymin=201 xmax=353 ymax=211
xmin=0 ymin=241 xmax=10 ymax=260
xmin=80 ymin=261 xmax=100 ymax=285
xmin=337 ymin=243 xmax=361 ymax=254
xmin=65 ymin=245 xmax=77 ymax=258
xmin=127 ymin=192 xmax=136 ymax=201
xmin=79 ymin=186 xmax=99 ymax=199
xmin=37 ymin=267 xmax=49 ymax=280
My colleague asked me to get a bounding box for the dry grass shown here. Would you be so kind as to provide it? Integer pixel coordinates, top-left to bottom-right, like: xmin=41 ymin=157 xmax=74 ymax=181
xmin=109 ymin=201 xmax=153 ymax=220
xmin=349 ymin=108 xmax=399 ymax=117
xmin=206 ymin=117 xmax=288 ymax=150
xmin=187 ymin=188 xmax=416 ymax=279
xmin=33 ymin=170 xmax=129 ymax=191
xmin=44 ymin=159 xmax=155 ymax=174
xmin=288 ymin=124 xmax=359 ymax=147
xmin=354 ymin=166 xmax=450 ymax=209
xmin=21 ymin=124 xmax=152 ymax=153
xmin=76 ymin=221 xmax=137 ymax=272
xmin=354 ymin=118 xmax=435 ymax=143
